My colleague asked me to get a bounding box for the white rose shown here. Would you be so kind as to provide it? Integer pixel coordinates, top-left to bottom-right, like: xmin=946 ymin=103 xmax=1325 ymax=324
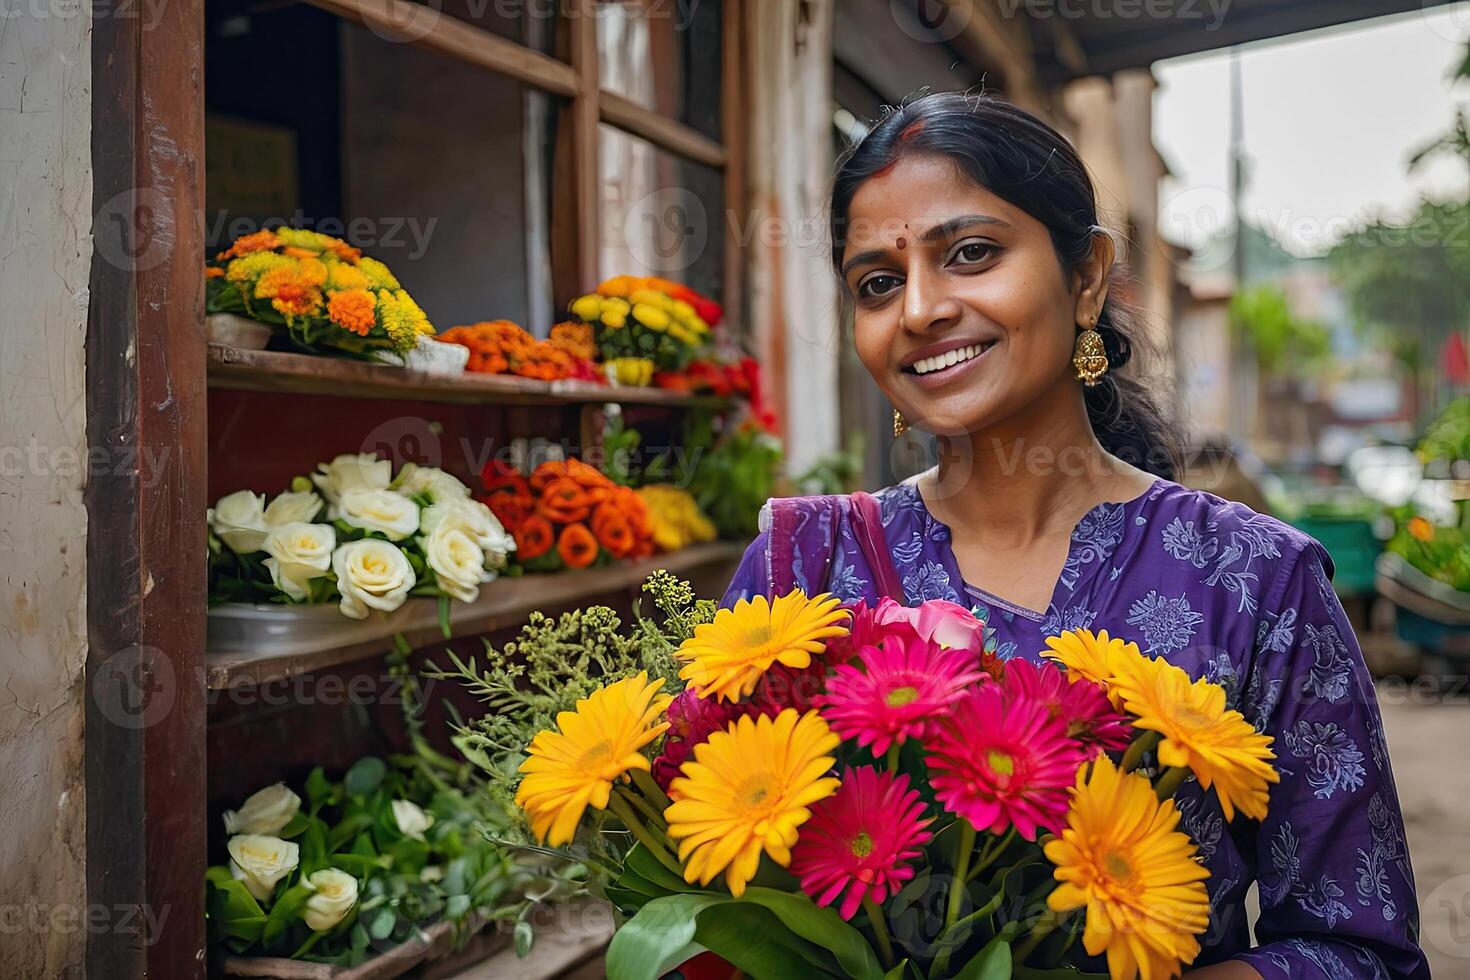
xmin=391 ymin=800 xmax=435 ymax=841
xmin=223 ymin=783 xmax=302 ymax=835
xmin=301 ymin=868 xmax=358 ymax=931
xmin=264 ymin=490 xmax=324 ymax=527
xmin=420 ymin=523 xmax=488 ymax=603
xmin=332 ymin=539 xmax=416 ymax=619
xmin=330 ymin=488 xmax=421 ymax=541
xmin=421 ymin=498 xmax=515 ymax=569
xmin=311 ymin=453 xmax=392 ymax=504
xmin=209 ymin=490 xmax=268 ymax=554
xmin=263 ymin=523 xmax=336 ymax=601
xmin=227 ymin=834 xmax=300 ymax=903
xmin=394 ymin=463 xmax=470 ymax=503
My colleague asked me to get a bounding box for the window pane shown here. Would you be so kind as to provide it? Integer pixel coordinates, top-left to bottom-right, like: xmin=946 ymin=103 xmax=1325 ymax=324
xmin=431 ymin=0 xmax=563 ymax=60
xmin=598 ymin=123 xmax=724 ymax=301
xmin=205 ymin=11 xmax=561 ymax=334
xmin=596 ymin=0 xmax=723 ymax=141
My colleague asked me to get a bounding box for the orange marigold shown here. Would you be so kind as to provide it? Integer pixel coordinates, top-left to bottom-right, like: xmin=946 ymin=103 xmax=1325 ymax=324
xmin=328 ymin=288 xmax=377 ymax=336
xmin=215 ymin=229 xmax=280 ymax=261
xmin=255 ymin=265 xmax=323 ymax=319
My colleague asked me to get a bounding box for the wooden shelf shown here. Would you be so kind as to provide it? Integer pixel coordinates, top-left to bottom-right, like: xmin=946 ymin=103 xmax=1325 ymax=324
xmin=206 ymin=541 xmax=748 ymax=690
xmin=207 ymin=346 xmax=728 ymax=408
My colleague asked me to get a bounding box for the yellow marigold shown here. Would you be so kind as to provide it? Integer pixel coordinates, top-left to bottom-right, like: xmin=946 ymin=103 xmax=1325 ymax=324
xmin=255 ymin=265 xmax=323 ymax=319
xmin=570 ymin=294 xmax=603 ymax=321
xmin=1043 ymin=628 xmax=1143 ymax=711
xmin=327 ymin=288 xmax=377 ymax=337
xmin=226 ymin=251 xmax=292 ymax=283
xmin=358 ymin=256 xmax=400 ymax=290
xmin=295 ymin=256 xmax=328 ymax=287
xmin=665 ymin=709 xmax=841 ymax=897
xmin=327 ymin=263 xmax=370 ymax=291
xmin=376 ymin=288 xmax=431 ymax=352
xmin=273 ymin=227 xmax=334 ymax=252
xmin=1045 ymin=754 xmax=1211 ymax=980
xmin=633 ymin=302 xmax=670 ymax=331
xmin=1109 ymin=655 xmax=1279 ymax=822
xmin=515 ymin=672 xmax=672 ymax=846
xmin=215 ymin=229 xmax=281 ymax=261
xmin=675 ymin=589 xmax=849 ymax=702
xmin=606 ymin=357 xmax=653 ymax=386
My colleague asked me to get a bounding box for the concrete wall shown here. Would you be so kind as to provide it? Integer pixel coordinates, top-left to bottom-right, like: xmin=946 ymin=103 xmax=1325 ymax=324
xmin=0 ymin=2 xmax=92 ymax=975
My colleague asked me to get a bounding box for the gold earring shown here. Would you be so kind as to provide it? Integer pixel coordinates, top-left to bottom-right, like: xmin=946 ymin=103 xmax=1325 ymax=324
xmin=1073 ymin=320 xmax=1109 ymax=387
xmin=893 ymin=408 xmax=909 ymax=437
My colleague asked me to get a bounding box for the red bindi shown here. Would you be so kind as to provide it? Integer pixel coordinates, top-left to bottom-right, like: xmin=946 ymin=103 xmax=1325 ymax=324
xmin=896 ymin=237 xmax=907 ymax=249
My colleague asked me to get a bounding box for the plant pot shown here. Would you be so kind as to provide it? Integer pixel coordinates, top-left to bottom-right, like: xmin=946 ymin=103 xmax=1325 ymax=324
xmin=372 ymin=336 xmax=469 ymax=375
xmin=208 ymin=313 xmax=275 ymax=350
xmin=207 ymin=600 xmax=417 ymax=656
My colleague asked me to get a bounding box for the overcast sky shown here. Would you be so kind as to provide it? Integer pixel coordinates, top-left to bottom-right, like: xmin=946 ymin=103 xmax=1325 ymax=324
xmin=1153 ymin=4 xmax=1470 ymax=256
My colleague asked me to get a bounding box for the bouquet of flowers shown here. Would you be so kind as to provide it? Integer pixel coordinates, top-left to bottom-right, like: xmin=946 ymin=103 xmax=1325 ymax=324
xmin=569 ymin=275 xmax=720 ymax=377
xmin=206 ymin=228 xmax=434 ymax=358
xmin=438 ymin=320 xmax=600 ymax=382
xmin=479 ymin=458 xmax=656 ymax=572
xmin=208 ymin=454 xmax=514 ymax=621
xmin=452 ymin=584 xmax=1280 ymax=980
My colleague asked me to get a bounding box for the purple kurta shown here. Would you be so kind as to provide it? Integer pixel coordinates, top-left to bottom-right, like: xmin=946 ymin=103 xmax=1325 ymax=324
xmin=721 ymin=478 xmax=1428 ymax=979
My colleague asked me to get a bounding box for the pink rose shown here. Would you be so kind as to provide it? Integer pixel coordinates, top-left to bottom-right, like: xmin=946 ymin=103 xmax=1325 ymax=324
xmin=849 ymin=597 xmax=985 ymax=656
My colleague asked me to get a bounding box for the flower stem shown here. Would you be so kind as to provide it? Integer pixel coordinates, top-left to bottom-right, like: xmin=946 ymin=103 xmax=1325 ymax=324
xmin=1012 ymin=906 xmax=1065 ymax=965
xmin=607 ymin=791 xmax=682 ymax=877
xmin=968 ymin=827 xmax=1016 ymax=881
xmin=631 ymin=767 xmax=673 ymax=813
xmin=1154 ymin=765 xmax=1190 ymax=800
xmin=862 ymin=896 xmax=895 ymax=969
xmin=944 ymin=821 xmax=977 ymax=931
xmin=885 ymin=743 xmax=901 ymax=774
xmin=1120 ymin=730 xmax=1162 ymax=773
xmin=619 ymin=783 xmax=669 ymax=830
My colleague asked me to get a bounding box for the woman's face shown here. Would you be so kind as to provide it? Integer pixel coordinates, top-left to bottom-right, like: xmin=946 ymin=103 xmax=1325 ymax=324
xmin=841 ymin=153 xmax=1106 ymax=437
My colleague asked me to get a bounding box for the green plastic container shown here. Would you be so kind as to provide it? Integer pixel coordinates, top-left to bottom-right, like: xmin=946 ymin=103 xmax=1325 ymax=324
xmin=1290 ymin=516 xmax=1381 ymax=597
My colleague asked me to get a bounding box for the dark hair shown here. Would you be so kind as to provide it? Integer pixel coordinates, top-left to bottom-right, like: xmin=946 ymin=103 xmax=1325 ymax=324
xmin=830 ymin=91 xmax=1179 ymax=479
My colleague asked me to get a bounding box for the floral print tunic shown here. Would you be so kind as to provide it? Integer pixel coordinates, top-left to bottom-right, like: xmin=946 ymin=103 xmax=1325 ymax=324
xmin=721 ymin=478 xmax=1429 ymax=979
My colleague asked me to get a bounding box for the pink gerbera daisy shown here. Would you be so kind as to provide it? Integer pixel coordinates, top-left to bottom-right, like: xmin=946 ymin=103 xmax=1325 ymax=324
xmin=926 ymin=682 xmax=1089 ymax=840
xmin=818 ymin=632 xmax=986 ymax=757
xmin=790 ymin=766 xmax=934 ymax=919
xmin=1001 ymin=657 xmax=1132 ymax=752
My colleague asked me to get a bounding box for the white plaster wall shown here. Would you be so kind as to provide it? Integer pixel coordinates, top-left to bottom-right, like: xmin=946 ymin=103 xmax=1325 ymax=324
xmin=0 ymin=4 xmax=91 ymax=975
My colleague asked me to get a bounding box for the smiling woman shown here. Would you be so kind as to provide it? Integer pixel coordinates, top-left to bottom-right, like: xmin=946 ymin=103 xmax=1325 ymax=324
xmin=718 ymin=92 xmax=1432 ymax=980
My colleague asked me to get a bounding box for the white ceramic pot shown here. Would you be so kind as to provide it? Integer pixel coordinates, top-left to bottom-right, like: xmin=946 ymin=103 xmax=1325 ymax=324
xmin=374 ymin=335 xmax=470 ymax=375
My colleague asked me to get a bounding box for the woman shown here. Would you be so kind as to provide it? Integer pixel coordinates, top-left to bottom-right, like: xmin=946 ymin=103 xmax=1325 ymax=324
xmin=722 ymin=93 xmax=1428 ymax=979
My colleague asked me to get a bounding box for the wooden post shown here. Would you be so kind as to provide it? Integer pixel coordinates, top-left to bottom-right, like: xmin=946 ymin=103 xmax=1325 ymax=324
xmin=87 ymin=0 xmax=209 ymax=973
xmin=570 ymin=0 xmax=602 ymax=292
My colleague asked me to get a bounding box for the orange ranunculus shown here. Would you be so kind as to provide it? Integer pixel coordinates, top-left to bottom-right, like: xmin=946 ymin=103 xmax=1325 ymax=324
xmin=327 ymin=288 xmax=377 ymax=336
xmin=529 ymin=460 xmax=570 ymax=493
xmin=1407 ymin=516 xmax=1435 ymax=542
xmin=591 ymin=503 xmax=636 ymax=558
xmin=514 ymin=515 xmax=555 ymax=561
xmin=564 ymin=458 xmax=612 ymax=489
xmin=557 ymin=522 xmax=600 ymax=569
xmin=481 ymin=461 xmax=532 ymax=498
xmin=487 ymin=493 xmax=534 ymax=530
xmin=537 ymin=478 xmax=592 ymax=524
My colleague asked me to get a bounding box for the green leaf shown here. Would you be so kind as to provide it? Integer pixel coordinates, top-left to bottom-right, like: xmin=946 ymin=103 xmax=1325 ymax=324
xmin=1013 ymin=969 xmax=1109 ymax=979
xmin=305 ymin=767 xmax=332 ymax=808
xmin=445 ymin=894 xmax=471 ymax=920
xmin=300 ymin=818 xmax=328 ymax=874
xmin=365 ymin=906 xmax=396 ymax=941
xmin=605 ymin=893 xmax=727 ymax=980
xmin=262 ymin=883 xmax=313 ymax=946
xmin=885 ymin=961 xmax=911 ymax=980
xmin=737 ymin=887 xmax=885 ymax=980
xmin=693 ymin=903 xmax=840 ymax=980
xmin=514 ymin=918 xmax=534 ymax=957
xmin=277 ymin=812 xmax=310 ymax=839
xmin=953 ymin=936 xmax=1012 ymax=980
xmin=344 ymin=757 xmax=386 ymax=797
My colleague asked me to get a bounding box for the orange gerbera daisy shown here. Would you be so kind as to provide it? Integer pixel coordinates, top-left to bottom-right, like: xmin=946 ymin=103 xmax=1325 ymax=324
xmin=327 ymin=288 xmax=377 ymax=336
xmin=557 ymin=522 xmax=600 ymax=568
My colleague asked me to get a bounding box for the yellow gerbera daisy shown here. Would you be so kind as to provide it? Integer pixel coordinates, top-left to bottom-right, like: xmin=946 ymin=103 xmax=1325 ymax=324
xmin=515 ymin=672 xmax=672 ymax=846
xmin=675 ymin=590 xmax=849 ymax=702
xmin=1108 ymin=656 xmax=1278 ymax=822
xmin=1042 ymin=628 xmax=1143 ymax=709
xmin=1045 ymin=754 xmax=1211 ymax=980
xmin=665 ymin=709 xmax=840 ymax=896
